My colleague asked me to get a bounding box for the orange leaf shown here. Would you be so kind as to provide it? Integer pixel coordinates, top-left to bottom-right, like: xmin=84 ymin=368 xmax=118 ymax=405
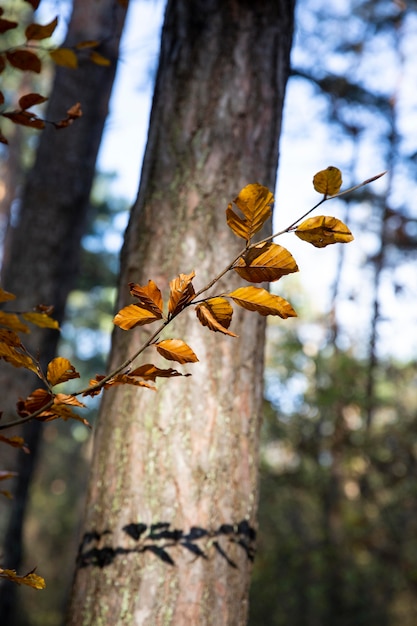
xmin=25 ymin=17 xmax=58 ymax=41
xmin=129 ymin=280 xmax=163 ymax=317
xmin=49 ymin=48 xmax=78 ymax=69
xmin=75 ymin=40 xmax=100 ymax=49
xmin=0 ymin=343 xmax=38 ymax=373
xmin=47 ymin=357 xmax=80 ymax=386
xmin=228 ymin=286 xmax=297 ymax=319
xmin=0 ymin=470 xmax=18 ymax=481
xmin=168 ymin=271 xmax=195 ymax=317
xmin=0 ymin=288 xmax=16 ymax=303
xmin=22 ymin=311 xmax=59 ymax=329
xmin=313 ymin=166 xmax=342 ymax=196
xmin=18 ymin=93 xmax=48 ymax=110
xmin=196 ymin=297 xmax=237 ymax=337
xmin=89 ymin=50 xmax=111 ymax=66
xmin=156 ymin=339 xmax=199 ymax=364
xmin=234 ymin=243 xmax=299 ymax=283
xmin=17 ymin=389 xmax=52 ymax=417
xmin=0 ymin=329 xmax=21 ymax=346
xmin=226 ymin=183 xmax=274 ymax=242
xmin=0 ymin=435 xmax=29 ymax=453
xmin=129 ymin=363 xmax=189 ymax=381
xmin=113 ymin=304 xmax=161 ymax=330
xmin=6 ymin=50 xmax=41 ymax=73
xmin=0 ymin=568 xmax=45 ymax=590
xmin=295 ymin=215 xmax=354 ymax=248
xmin=0 ymin=311 xmax=29 ymax=333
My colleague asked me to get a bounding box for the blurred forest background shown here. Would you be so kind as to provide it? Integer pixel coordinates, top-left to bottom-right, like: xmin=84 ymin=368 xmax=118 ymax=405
xmin=0 ymin=0 xmax=417 ymax=625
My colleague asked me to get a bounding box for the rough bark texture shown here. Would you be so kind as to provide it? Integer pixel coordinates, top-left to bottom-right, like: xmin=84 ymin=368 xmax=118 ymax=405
xmin=68 ymin=1 xmax=295 ymax=624
xmin=0 ymin=0 xmax=128 ymax=620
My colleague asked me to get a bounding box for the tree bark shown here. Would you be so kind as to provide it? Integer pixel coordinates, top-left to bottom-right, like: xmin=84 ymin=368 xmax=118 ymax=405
xmin=0 ymin=0 xmax=128 ymax=621
xmin=68 ymin=1 xmax=295 ymax=624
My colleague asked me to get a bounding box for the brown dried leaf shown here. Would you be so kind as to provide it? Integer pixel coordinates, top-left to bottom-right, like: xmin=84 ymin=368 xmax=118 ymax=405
xmin=113 ymin=304 xmax=161 ymax=330
xmin=196 ymin=298 xmax=237 ymax=337
xmin=234 ymin=243 xmax=299 ymax=283
xmin=18 ymin=93 xmax=48 ymax=110
xmin=313 ymin=166 xmax=342 ymax=196
xmin=47 ymin=357 xmax=80 ymax=386
xmin=129 ymin=280 xmax=163 ymax=317
xmin=6 ymin=50 xmax=41 ymax=73
xmin=17 ymin=389 xmax=52 ymax=417
xmin=0 ymin=18 xmax=18 ymax=34
xmin=0 ymin=470 xmax=18 ymax=481
xmin=168 ymin=271 xmax=195 ymax=317
xmin=0 ymin=434 xmax=29 ymax=453
xmin=226 ymin=183 xmax=274 ymax=242
xmin=25 ymin=17 xmax=58 ymax=41
xmin=129 ymin=363 xmax=189 ymax=381
xmin=75 ymin=40 xmax=100 ymax=49
xmin=156 ymin=339 xmax=199 ymax=364
xmin=2 ymin=110 xmax=45 ymax=129
xmin=0 ymin=328 xmax=21 ymax=346
xmin=295 ymin=215 xmax=354 ymax=248
xmin=228 ymin=286 xmax=297 ymax=319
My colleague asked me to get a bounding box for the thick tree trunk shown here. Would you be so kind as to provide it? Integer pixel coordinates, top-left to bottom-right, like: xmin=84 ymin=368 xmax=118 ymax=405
xmin=68 ymin=1 xmax=295 ymax=624
xmin=0 ymin=0 xmax=128 ymax=621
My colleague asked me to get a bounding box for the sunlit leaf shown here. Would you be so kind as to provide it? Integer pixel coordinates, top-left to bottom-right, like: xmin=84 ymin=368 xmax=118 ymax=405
xmin=0 ymin=568 xmax=46 ymax=590
xmin=295 ymin=215 xmax=354 ymax=248
xmin=156 ymin=339 xmax=199 ymax=364
xmin=129 ymin=363 xmax=190 ymax=381
xmin=0 ymin=434 xmax=29 ymax=453
xmin=49 ymin=48 xmax=78 ymax=69
xmin=0 ymin=343 xmax=38 ymax=373
xmin=17 ymin=389 xmax=52 ymax=417
xmin=313 ymin=166 xmax=342 ymax=196
xmin=168 ymin=271 xmax=195 ymax=316
xmin=89 ymin=50 xmax=111 ymax=66
xmin=129 ymin=280 xmax=163 ymax=317
xmin=228 ymin=286 xmax=297 ymax=318
xmin=25 ymin=17 xmax=58 ymax=41
xmin=83 ymin=373 xmax=155 ymax=395
xmin=47 ymin=357 xmax=80 ymax=386
xmin=113 ymin=304 xmax=161 ymax=330
xmin=22 ymin=311 xmax=59 ymax=329
xmin=226 ymin=183 xmax=274 ymax=242
xmin=196 ymin=297 xmax=237 ymax=337
xmin=6 ymin=50 xmax=41 ymax=73
xmin=0 ymin=288 xmax=16 ymax=303
xmin=233 ymin=242 xmax=298 ymax=283
xmin=0 ymin=18 xmax=18 ymax=34
xmin=0 ymin=311 xmax=29 ymax=333
xmin=18 ymin=93 xmax=48 ymax=110
xmin=0 ymin=329 xmax=21 ymax=346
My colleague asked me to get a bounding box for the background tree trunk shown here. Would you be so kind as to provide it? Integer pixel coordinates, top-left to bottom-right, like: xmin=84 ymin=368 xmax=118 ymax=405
xmin=0 ymin=0 xmax=129 ymax=621
xmin=68 ymin=1 xmax=295 ymax=625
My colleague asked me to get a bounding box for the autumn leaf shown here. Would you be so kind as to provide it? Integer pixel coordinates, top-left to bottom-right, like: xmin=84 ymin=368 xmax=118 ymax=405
xmin=23 ymin=0 xmax=41 ymax=10
xmin=233 ymin=242 xmax=298 ymax=283
xmin=0 ymin=342 xmax=38 ymax=373
xmin=228 ymin=286 xmax=297 ymax=319
xmin=226 ymin=183 xmax=274 ymax=242
xmin=89 ymin=50 xmax=111 ymax=66
xmin=0 ymin=568 xmax=46 ymax=590
xmin=0 ymin=311 xmax=29 ymax=333
xmin=83 ymin=373 xmax=155 ymax=396
xmin=0 ymin=434 xmax=29 ymax=453
xmin=0 ymin=470 xmax=18 ymax=481
xmin=25 ymin=17 xmax=58 ymax=41
xmin=129 ymin=363 xmax=190 ymax=381
xmin=49 ymin=48 xmax=78 ymax=69
xmin=156 ymin=339 xmax=199 ymax=364
xmin=113 ymin=304 xmax=161 ymax=330
xmin=313 ymin=166 xmax=342 ymax=196
xmin=6 ymin=50 xmax=41 ymax=73
xmin=0 ymin=328 xmax=21 ymax=346
xmin=0 ymin=18 xmax=18 ymax=34
xmin=196 ymin=297 xmax=237 ymax=337
xmin=17 ymin=389 xmax=52 ymax=417
xmin=22 ymin=311 xmax=59 ymax=329
xmin=2 ymin=110 xmax=45 ymax=129
xmin=75 ymin=40 xmax=100 ymax=49
xmin=295 ymin=215 xmax=354 ymax=248
xmin=129 ymin=280 xmax=163 ymax=317
xmin=168 ymin=271 xmax=196 ymax=317
xmin=0 ymin=288 xmax=16 ymax=302
xmin=47 ymin=357 xmax=80 ymax=386
xmin=18 ymin=93 xmax=48 ymax=110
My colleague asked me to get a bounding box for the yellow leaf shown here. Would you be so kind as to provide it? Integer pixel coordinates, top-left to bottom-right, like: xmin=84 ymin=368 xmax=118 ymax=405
xmin=0 ymin=288 xmax=16 ymax=303
xmin=75 ymin=40 xmax=100 ymax=49
xmin=113 ymin=304 xmax=161 ymax=330
xmin=234 ymin=243 xmax=299 ymax=283
xmin=0 ymin=328 xmax=21 ymax=346
xmin=25 ymin=17 xmax=58 ymax=41
xmin=295 ymin=215 xmax=354 ymax=248
xmin=226 ymin=183 xmax=274 ymax=242
xmin=129 ymin=280 xmax=163 ymax=317
xmin=47 ymin=357 xmax=80 ymax=386
xmin=89 ymin=50 xmax=111 ymax=66
xmin=0 ymin=568 xmax=46 ymax=590
xmin=22 ymin=312 xmax=59 ymax=330
xmin=49 ymin=48 xmax=78 ymax=69
xmin=313 ymin=166 xmax=342 ymax=196
xmin=0 ymin=312 xmax=29 ymax=333
xmin=0 ymin=435 xmax=29 ymax=452
xmin=228 ymin=286 xmax=297 ymax=319
xmin=156 ymin=339 xmax=199 ymax=364
xmin=168 ymin=271 xmax=195 ymax=316
xmin=196 ymin=298 xmax=238 ymax=337
xmin=0 ymin=343 xmax=38 ymax=373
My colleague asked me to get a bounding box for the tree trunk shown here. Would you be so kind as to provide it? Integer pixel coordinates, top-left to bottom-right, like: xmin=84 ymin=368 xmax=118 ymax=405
xmin=0 ymin=0 xmax=128 ymax=621
xmin=68 ymin=1 xmax=295 ymax=624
